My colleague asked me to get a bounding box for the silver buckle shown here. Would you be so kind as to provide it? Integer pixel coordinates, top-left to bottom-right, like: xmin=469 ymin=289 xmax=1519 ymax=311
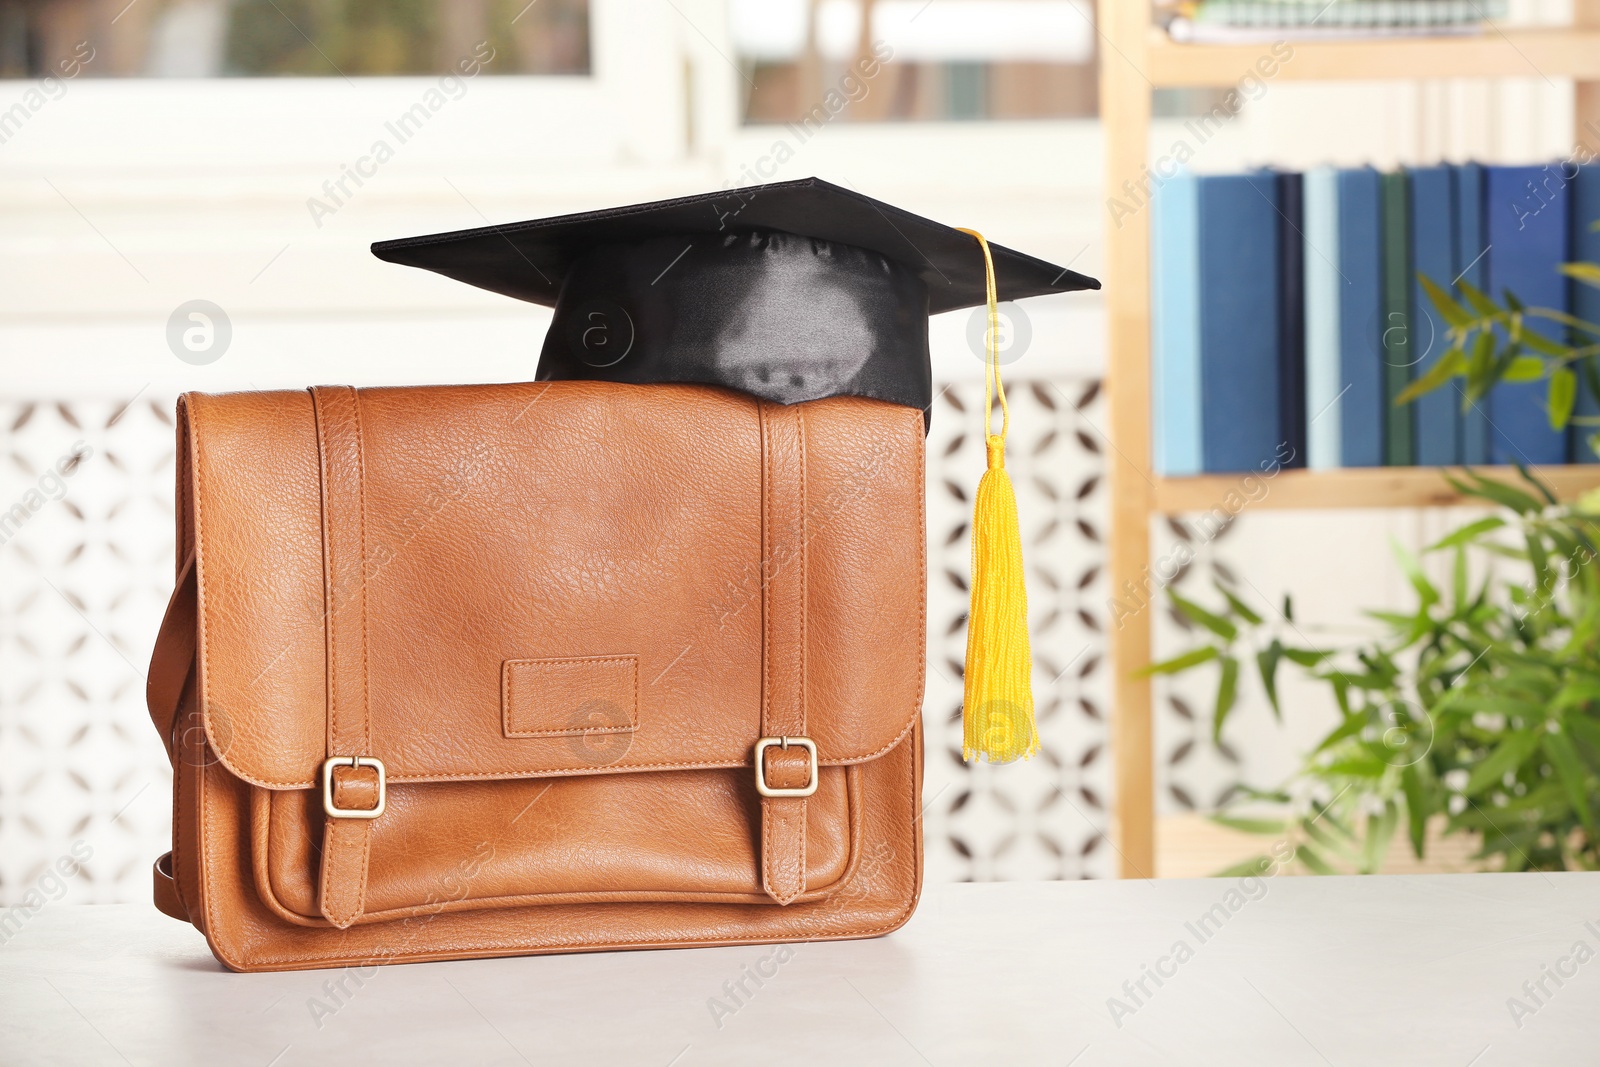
xmin=753 ymin=736 xmax=818 ymax=798
xmin=321 ymin=756 xmax=386 ymax=819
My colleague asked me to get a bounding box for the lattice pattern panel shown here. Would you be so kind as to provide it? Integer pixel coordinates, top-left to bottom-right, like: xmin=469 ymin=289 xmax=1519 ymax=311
xmin=0 ymin=395 xmax=177 ymax=906
xmin=0 ymin=379 xmax=1112 ymax=906
xmin=921 ymin=379 xmax=1113 ymax=882
xmin=1151 ymin=514 xmax=1249 ymax=816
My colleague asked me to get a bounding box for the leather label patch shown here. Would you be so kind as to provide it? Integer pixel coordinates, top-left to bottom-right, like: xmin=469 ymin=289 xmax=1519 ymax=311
xmin=502 ymin=655 xmax=639 ymax=739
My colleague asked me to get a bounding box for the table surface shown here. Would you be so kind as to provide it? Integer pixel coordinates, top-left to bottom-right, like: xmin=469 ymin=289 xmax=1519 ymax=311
xmin=2 ymin=873 xmax=1598 ymax=1066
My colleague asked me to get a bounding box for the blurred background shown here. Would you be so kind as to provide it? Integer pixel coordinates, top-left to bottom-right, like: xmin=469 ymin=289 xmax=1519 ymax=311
xmin=0 ymin=0 xmax=1585 ymax=905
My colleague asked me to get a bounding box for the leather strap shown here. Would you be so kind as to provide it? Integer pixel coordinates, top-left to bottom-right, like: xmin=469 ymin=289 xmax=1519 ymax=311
xmin=146 ymin=550 xmax=196 ymax=760
xmin=758 ymin=402 xmax=809 ymax=905
xmin=310 ymin=385 xmax=376 ymax=929
xmin=152 ymin=852 xmax=187 ymax=922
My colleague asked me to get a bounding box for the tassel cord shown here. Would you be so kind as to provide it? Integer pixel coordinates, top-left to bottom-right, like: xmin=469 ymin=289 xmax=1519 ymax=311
xmin=953 ymin=228 xmax=1039 ymax=764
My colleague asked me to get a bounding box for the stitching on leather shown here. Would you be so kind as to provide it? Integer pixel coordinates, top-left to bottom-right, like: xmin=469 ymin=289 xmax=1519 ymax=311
xmin=353 ymin=822 xmax=371 ymax=927
xmin=312 ymin=388 xmax=342 ymax=926
xmin=759 ymin=401 xmax=773 ymax=898
xmin=312 ymin=389 xmax=340 ymax=758
xmin=503 ymin=656 xmax=639 ymax=738
xmin=349 ymin=389 xmax=373 ymax=925
xmin=169 ymin=408 xmax=193 ymax=920
xmin=192 ymin=392 xmax=321 ymax=789
xmin=794 ymin=407 xmax=808 ymax=902
xmin=351 ymin=387 xmax=372 ymax=758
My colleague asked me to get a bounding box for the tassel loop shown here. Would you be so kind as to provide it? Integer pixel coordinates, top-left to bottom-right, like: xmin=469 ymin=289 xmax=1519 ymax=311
xmin=956 ymin=229 xmax=1039 ymax=765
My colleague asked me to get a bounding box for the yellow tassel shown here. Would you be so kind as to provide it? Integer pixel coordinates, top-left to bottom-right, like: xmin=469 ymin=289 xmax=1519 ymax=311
xmin=956 ymin=228 xmax=1039 ymax=764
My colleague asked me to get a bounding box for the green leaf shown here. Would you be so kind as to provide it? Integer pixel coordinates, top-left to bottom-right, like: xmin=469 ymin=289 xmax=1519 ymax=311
xmin=1566 ymin=713 xmax=1600 ymax=756
xmin=1515 ymin=462 xmax=1559 ymax=506
xmin=1213 ymin=656 xmax=1240 ymax=744
xmin=1138 ymin=645 xmax=1220 ymax=677
xmin=1559 ymin=261 xmax=1600 ymax=290
xmin=1426 ymin=516 xmax=1506 ymax=552
xmin=1361 ymin=802 xmax=1399 ymax=874
xmin=1257 ymin=640 xmax=1284 ymax=719
xmin=1391 ymin=539 xmax=1439 ymax=608
xmin=1307 ymin=802 xmax=1356 ymax=841
xmin=1502 ymin=356 xmax=1547 ymax=383
xmin=1527 ymin=306 xmax=1600 ymax=336
xmin=1170 ymin=590 xmax=1238 ymax=643
xmin=1464 ymin=729 xmax=1543 ymax=795
xmin=1451 ymin=545 xmax=1469 ymax=609
xmin=1396 ymin=346 xmax=1466 ymax=405
xmin=1458 ymin=279 xmax=1500 ymax=318
xmin=1294 ymin=843 xmax=1338 ymax=875
xmin=1552 ymin=679 xmax=1600 ymax=712
xmin=1550 ymin=367 xmax=1578 ymax=430
xmin=1400 ymin=764 xmax=1428 ymax=859
xmin=1313 ymin=711 xmax=1365 ymax=753
xmin=1448 ymin=471 xmax=1543 ymax=515
xmin=1543 ymin=727 xmax=1596 ymax=834
xmin=1209 ymin=814 xmax=1288 ymax=836
xmin=1283 ymin=647 xmax=1331 ymax=667
xmin=1421 ymin=274 xmax=1473 ymax=326
xmin=1320 ymin=754 xmax=1389 ymax=778
xmin=1212 ymin=856 xmax=1279 ymax=878
xmin=1463 ymin=331 xmax=1497 ymax=405
xmin=1214 ymin=582 xmax=1263 ymax=625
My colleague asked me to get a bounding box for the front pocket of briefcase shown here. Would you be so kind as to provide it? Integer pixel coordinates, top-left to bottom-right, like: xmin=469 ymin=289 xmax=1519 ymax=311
xmin=250 ymin=764 xmax=864 ymax=924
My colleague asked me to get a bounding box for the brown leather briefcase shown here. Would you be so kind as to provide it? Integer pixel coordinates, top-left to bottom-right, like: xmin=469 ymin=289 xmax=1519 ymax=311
xmin=144 ymin=381 xmax=926 ymax=972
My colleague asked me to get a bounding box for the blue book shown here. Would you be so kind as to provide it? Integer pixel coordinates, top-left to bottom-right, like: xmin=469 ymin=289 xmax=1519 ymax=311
xmin=1303 ymin=167 xmax=1342 ymax=469
xmin=1455 ymin=163 xmax=1491 ymax=465
xmin=1335 ymin=167 xmax=1386 ymax=468
xmin=1573 ymin=164 xmax=1600 ymax=464
xmin=1197 ymin=173 xmax=1282 ymax=473
xmin=1152 ymin=172 xmax=1201 ymax=476
xmin=1381 ymin=171 xmax=1416 ymax=466
xmin=1484 ymin=165 xmax=1571 ymax=466
xmin=1409 ymin=165 xmax=1462 ymax=465
xmin=1278 ymin=171 xmax=1307 ymax=469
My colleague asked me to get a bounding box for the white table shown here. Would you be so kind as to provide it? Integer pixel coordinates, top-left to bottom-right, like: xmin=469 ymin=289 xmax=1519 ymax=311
xmin=2 ymin=874 xmax=1597 ymax=1065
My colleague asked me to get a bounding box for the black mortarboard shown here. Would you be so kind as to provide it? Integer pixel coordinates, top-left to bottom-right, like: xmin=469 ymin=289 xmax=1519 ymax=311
xmin=371 ymin=177 xmax=1098 ymax=417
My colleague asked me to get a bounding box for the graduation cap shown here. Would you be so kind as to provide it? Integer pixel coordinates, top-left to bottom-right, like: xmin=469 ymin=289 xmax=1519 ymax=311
xmin=372 ymin=177 xmax=1100 ymax=766
xmin=371 ymin=177 xmax=1097 ymax=417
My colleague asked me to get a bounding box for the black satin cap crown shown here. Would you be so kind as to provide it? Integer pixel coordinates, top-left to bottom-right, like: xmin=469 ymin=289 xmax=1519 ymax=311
xmin=537 ymin=231 xmax=933 ymax=412
xmin=370 ymin=176 xmax=1101 ymax=416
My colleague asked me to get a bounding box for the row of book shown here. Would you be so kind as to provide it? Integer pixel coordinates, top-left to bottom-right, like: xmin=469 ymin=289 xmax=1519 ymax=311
xmin=1163 ymin=0 xmax=1508 ymax=42
xmin=1152 ymin=161 xmax=1600 ymax=474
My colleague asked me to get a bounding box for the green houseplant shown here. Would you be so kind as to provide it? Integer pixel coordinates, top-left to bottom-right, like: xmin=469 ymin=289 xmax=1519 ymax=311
xmin=1151 ymin=233 xmax=1600 ymax=875
xmin=1151 ymin=468 xmax=1600 ymax=874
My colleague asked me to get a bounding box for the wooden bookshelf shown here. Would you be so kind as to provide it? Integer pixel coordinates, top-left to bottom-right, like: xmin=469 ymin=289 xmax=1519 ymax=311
xmin=1095 ymin=1 xmax=1600 ymax=880
xmin=1154 ymin=466 xmax=1600 ymax=511
xmin=1145 ymin=27 xmax=1600 ymax=86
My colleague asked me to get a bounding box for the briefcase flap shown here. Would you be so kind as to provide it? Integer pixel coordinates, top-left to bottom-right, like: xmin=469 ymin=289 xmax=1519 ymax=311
xmin=180 ymin=381 xmax=925 ymax=791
